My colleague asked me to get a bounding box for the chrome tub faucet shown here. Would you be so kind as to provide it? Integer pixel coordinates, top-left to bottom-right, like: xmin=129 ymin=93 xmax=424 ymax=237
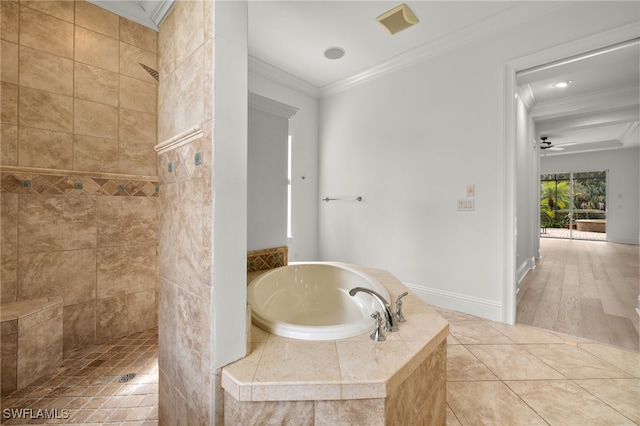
xmin=349 ymin=287 xmax=399 ymax=332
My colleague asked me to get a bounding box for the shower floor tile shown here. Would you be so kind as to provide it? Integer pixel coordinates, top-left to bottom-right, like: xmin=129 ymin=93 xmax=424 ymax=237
xmin=0 ymin=328 xmax=158 ymax=425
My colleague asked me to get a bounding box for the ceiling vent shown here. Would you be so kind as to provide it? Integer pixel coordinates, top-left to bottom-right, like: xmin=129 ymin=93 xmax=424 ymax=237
xmin=376 ymin=3 xmax=418 ymax=35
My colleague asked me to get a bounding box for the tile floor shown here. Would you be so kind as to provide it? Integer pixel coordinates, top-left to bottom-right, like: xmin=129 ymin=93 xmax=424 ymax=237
xmin=1 ymin=310 xmax=638 ymax=425
xmin=0 ymin=328 xmax=158 ymax=425
xmin=441 ymin=307 xmax=639 ymax=426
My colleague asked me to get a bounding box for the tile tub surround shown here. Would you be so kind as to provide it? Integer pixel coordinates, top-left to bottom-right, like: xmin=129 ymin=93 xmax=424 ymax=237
xmin=1 ymin=296 xmax=63 ymax=396
xmin=224 ymin=265 xmax=449 ymax=425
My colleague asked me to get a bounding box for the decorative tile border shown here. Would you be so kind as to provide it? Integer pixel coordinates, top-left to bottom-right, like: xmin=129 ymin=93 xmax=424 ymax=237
xmin=247 ymin=247 xmax=288 ymax=273
xmin=0 ymin=167 xmax=158 ymax=197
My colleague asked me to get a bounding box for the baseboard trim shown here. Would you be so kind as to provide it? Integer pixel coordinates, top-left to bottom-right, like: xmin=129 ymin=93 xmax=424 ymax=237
xmin=404 ymin=282 xmax=502 ymax=322
xmin=517 ymin=257 xmax=536 ymax=284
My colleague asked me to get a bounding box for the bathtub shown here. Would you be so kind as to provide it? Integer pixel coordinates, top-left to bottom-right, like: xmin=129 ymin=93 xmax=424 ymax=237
xmin=247 ymin=262 xmax=390 ymax=340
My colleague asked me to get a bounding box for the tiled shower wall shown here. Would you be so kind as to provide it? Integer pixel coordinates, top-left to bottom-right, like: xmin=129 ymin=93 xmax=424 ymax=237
xmin=156 ymin=0 xmax=219 ymax=424
xmin=0 ymin=1 xmax=159 ymax=352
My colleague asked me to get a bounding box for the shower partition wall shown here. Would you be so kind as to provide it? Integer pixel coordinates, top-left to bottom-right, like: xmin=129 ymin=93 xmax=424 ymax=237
xmin=540 ymin=171 xmax=607 ymax=241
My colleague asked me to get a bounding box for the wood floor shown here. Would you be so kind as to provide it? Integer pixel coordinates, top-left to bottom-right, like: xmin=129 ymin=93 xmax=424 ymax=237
xmin=517 ymin=238 xmax=639 ymax=352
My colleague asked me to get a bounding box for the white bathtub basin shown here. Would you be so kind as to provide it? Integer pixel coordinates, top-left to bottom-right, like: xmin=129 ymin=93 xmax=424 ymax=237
xmin=247 ymin=262 xmax=390 ymax=340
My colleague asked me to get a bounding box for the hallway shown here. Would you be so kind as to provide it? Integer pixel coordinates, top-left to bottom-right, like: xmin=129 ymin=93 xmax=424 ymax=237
xmin=517 ymin=238 xmax=639 ymax=351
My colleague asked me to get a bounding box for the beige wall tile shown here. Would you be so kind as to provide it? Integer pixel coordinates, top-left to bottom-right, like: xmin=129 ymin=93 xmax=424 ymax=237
xmin=97 ymin=196 xmax=156 ymax=247
xmin=74 ymin=98 xmax=118 ymax=139
xmin=157 ymin=183 xmax=178 ymax=283
xmin=120 ymin=42 xmax=158 ymax=85
xmin=1 ymin=82 xmax=18 ymax=124
xmin=119 ymin=108 xmax=156 ymax=143
xmin=118 ymin=144 xmax=156 ymax=175
xmin=1 ymin=193 xmax=18 ymax=255
xmin=158 ymin=48 xmax=203 ymax=142
xmin=17 ymin=249 xmax=97 ymax=306
xmin=1 ymin=124 xmax=18 ymax=165
xmin=18 ymin=86 xmax=73 ymax=132
xmin=75 ymin=26 xmax=119 ymax=72
xmin=1 ymin=1 xmax=19 ymax=43
xmin=158 ymin=370 xmax=177 ymax=425
xmin=118 ymin=108 xmax=157 ymax=175
xmin=16 ymin=313 xmax=63 ymax=389
xmin=224 ymin=397 xmax=314 ymax=426
xmin=20 ymin=0 xmax=74 ymax=23
xmin=1 ymin=255 xmax=18 ymax=304
xmin=19 ymin=46 xmax=73 ymax=95
xmin=158 ymin=278 xmax=178 ymax=384
xmin=73 ymin=134 xmax=118 ymax=172
xmin=165 ymin=0 xmax=203 ymax=76
xmin=1 ymin=40 xmax=18 ymax=83
xmin=173 ymin=287 xmax=212 ymax=417
xmin=97 ymin=243 xmax=156 ymax=299
xmin=175 ymin=178 xmax=207 ymax=286
xmin=0 ymin=319 xmax=17 ymax=336
xmin=18 ymin=127 xmax=73 ymax=169
xmin=62 ymin=300 xmax=95 ymax=352
xmin=157 ymin=7 xmax=176 ymax=77
xmin=75 ymin=0 xmax=119 ymax=39
xmin=120 ymin=17 xmax=157 ymax=53
xmin=18 ymin=194 xmax=97 ymax=253
xmin=20 ymin=6 xmax=73 ymax=59
xmin=18 ymin=300 xmax=63 ymax=332
xmin=74 ymin=62 xmax=119 ymax=106
xmin=96 ymin=290 xmax=155 ymax=342
xmin=315 ymin=399 xmax=384 ymax=426
xmin=120 ymin=75 xmax=156 ymax=113
xmin=158 ymin=370 xmax=175 ymax=425
xmin=203 ymin=39 xmax=214 ymax=122
xmin=1 ymin=332 xmax=17 ymax=395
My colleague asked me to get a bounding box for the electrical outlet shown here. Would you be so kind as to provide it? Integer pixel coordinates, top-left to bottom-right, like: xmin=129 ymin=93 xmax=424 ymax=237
xmin=457 ymin=199 xmax=475 ymax=211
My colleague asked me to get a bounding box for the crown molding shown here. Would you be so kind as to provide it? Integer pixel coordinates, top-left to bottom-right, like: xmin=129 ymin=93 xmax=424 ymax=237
xmin=249 ymin=2 xmax=571 ymax=100
xmin=249 ymin=56 xmax=321 ymax=99
xmin=532 ymin=84 xmax=640 ymax=121
xmin=249 ymin=93 xmax=299 ymax=118
xmin=620 ymin=121 xmax=639 ymax=144
xmin=517 ymin=84 xmax=536 ymax=112
xmin=140 ymin=0 xmax=175 ymax=27
xmin=87 ymin=0 xmax=176 ymax=31
xmin=320 ymin=1 xmax=571 ymax=98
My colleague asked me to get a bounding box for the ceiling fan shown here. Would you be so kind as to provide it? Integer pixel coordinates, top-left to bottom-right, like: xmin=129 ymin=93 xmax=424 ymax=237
xmin=539 ymin=136 xmax=578 ymax=152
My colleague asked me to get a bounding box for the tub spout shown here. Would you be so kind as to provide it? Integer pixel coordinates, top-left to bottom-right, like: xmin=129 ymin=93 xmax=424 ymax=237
xmin=349 ymin=287 xmax=399 ymax=332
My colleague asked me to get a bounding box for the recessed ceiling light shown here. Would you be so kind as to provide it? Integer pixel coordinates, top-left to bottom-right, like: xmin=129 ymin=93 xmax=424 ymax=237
xmin=324 ymin=47 xmax=345 ymax=60
xmin=552 ymin=80 xmax=573 ymax=88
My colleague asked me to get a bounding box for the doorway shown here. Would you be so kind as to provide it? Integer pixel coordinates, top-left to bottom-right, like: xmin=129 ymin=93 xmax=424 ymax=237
xmin=540 ymin=170 xmax=607 ymax=241
xmin=502 ymin=24 xmax=638 ymax=325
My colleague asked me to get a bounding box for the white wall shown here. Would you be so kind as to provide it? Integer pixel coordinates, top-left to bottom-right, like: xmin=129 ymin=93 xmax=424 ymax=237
xmin=540 ymin=148 xmax=640 ymax=244
xmin=247 ymin=96 xmax=295 ymax=251
xmin=248 ymin=73 xmax=320 ymax=260
xmin=318 ymin=2 xmax=639 ymax=321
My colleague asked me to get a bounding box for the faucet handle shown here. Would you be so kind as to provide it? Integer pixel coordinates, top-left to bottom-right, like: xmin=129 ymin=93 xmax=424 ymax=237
xmin=370 ymin=311 xmax=386 ymax=341
xmin=395 ymin=292 xmax=408 ymax=323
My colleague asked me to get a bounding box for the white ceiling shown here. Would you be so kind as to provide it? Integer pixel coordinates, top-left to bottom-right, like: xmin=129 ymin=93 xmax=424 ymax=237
xmin=518 ymin=39 xmax=639 ymax=156
xmin=101 ymin=0 xmax=639 ymax=157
